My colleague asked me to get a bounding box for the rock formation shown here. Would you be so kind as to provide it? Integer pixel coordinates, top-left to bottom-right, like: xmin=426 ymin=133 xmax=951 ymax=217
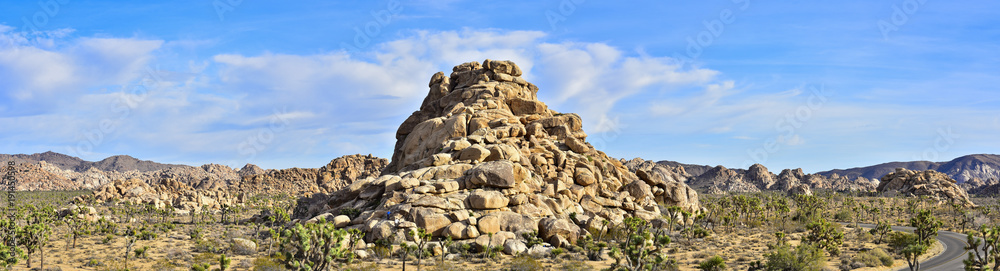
xmin=877 ymin=168 xmax=975 ymax=207
xmin=689 ymin=166 xmax=759 ymax=194
xmin=621 ymin=158 xmax=701 ymax=212
xmin=73 ymin=154 xmax=388 ymax=213
xmin=684 ymin=163 xmax=876 ymax=195
xmin=77 ymin=178 xmax=244 ymax=214
xmin=4 ymin=161 xmax=78 ymax=191
xmin=299 ymin=60 xmax=702 ymax=251
xmin=234 ymin=154 xmax=388 ymax=196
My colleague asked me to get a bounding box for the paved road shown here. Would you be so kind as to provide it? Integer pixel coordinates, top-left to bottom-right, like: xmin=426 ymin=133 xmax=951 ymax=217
xmin=854 ymin=223 xmax=968 ymax=271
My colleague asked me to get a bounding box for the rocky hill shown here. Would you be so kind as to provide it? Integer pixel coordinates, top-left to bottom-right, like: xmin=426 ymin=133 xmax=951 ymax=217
xmin=877 ymin=168 xmax=974 ymax=207
xmin=683 ymin=163 xmax=876 ymax=195
xmin=295 ymin=60 xmax=702 ymax=252
xmin=815 ymin=154 xmax=1000 ymax=184
xmin=0 ymin=151 xmax=188 ymax=172
xmin=74 ymin=154 xmax=388 ymax=212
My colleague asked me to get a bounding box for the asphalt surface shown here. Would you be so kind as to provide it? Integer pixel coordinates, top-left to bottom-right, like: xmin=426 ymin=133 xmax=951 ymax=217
xmin=854 ymin=223 xmax=968 ymax=271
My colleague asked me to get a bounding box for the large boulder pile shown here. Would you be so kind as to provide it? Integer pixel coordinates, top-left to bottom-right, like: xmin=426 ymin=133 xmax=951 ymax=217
xmin=8 ymin=161 xmax=79 ymax=191
xmin=621 ymin=158 xmax=700 ymax=212
xmin=77 ymin=178 xmax=244 ymax=213
xmin=300 ymin=60 xmax=702 ymax=251
xmin=686 ymin=164 xmax=875 ymax=195
xmin=877 ymin=168 xmax=975 ymax=207
xmin=74 ymin=154 xmax=388 ymax=213
xmin=235 ymin=154 xmax=388 ymax=195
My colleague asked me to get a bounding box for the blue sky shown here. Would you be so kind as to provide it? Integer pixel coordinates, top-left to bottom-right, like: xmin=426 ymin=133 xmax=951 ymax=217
xmin=1 ymin=0 xmax=998 ymax=173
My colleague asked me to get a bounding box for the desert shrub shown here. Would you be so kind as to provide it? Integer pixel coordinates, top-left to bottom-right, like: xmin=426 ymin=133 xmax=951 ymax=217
xmin=853 ymin=248 xmax=893 ymax=267
xmin=152 ymin=258 xmax=181 ymax=271
xmin=94 ymin=217 xmax=118 ymax=234
xmin=194 ymin=238 xmax=225 ymax=253
xmin=134 ymin=245 xmax=150 ymax=258
xmin=686 ymin=224 xmax=711 ymax=238
xmin=801 ymin=218 xmax=844 ymax=256
xmin=833 ymin=209 xmax=852 ymax=221
xmin=432 ymin=260 xmax=469 ymax=271
xmin=190 ymin=227 xmax=205 ymax=240
xmin=193 ymin=252 xmax=219 ymax=267
xmin=698 ymin=255 xmax=726 ymax=271
xmin=550 ymin=248 xmax=565 ymax=258
xmin=278 ymin=220 xmax=359 ymax=270
xmin=505 ymin=254 xmax=544 ymax=271
xmin=191 ymin=263 xmax=211 ymax=271
xmin=764 ymin=244 xmax=825 ymax=271
xmin=559 ymin=259 xmax=593 ymax=271
xmin=522 ymin=230 xmax=544 ymax=247
xmin=83 ymin=258 xmax=102 ymax=267
xmin=252 ymin=255 xmax=287 ymax=271
xmin=137 ymin=226 xmax=158 ymax=240
xmin=102 ymin=234 xmax=113 ymax=244
xmin=372 ymin=238 xmax=393 ymax=260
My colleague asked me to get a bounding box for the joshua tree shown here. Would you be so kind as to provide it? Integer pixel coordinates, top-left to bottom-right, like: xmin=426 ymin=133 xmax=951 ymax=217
xmin=63 ymin=206 xmax=92 ymax=249
xmin=870 ymin=220 xmax=892 ymax=244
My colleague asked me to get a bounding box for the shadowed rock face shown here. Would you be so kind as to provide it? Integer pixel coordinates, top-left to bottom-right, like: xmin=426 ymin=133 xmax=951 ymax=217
xmin=303 ymin=60 xmax=702 ymax=249
xmin=877 ymin=168 xmax=975 ymax=207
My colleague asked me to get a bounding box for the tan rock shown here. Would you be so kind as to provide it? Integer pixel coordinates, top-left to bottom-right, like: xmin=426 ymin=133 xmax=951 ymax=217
xmin=459 ymin=145 xmax=491 ymax=162
xmin=468 ymin=189 xmax=509 ymax=209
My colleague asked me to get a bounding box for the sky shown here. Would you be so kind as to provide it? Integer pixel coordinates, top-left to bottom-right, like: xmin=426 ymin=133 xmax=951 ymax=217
xmin=1 ymin=0 xmax=998 ymax=173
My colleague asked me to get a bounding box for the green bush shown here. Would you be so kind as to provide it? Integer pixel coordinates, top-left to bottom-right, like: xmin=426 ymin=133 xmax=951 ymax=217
xmin=252 ymin=255 xmax=287 ymax=271
xmin=764 ymin=244 xmax=825 ymax=271
xmin=854 ymin=248 xmax=893 ymax=267
xmin=134 ymin=246 xmax=150 ymax=258
xmin=833 ymin=209 xmax=852 ymax=221
xmin=194 ymin=238 xmax=224 ymax=253
xmin=698 ymin=255 xmax=726 ymax=271
xmin=278 ymin=220 xmax=359 ymax=270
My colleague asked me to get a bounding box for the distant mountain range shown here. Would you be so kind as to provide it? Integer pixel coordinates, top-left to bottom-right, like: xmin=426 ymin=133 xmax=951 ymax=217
xmin=658 ymin=154 xmax=1000 ymax=183
xmin=813 ymin=154 xmax=1000 ymax=183
xmin=0 ymin=151 xmax=189 ymax=172
xmin=3 ymin=151 xmax=998 ymax=186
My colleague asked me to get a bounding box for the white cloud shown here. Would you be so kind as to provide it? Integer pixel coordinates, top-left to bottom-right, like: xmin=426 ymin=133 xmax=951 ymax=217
xmin=0 ymin=27 xmax=754 ymax=168
xmin=0 ymin=26 xmax=162 ymax=104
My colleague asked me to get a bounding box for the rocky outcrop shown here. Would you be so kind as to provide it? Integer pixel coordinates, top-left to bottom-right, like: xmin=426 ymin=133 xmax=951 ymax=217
xmin=72 ymin=155 xmax=388 ymax=213
xmin=689 ymin=166 xmax=759 ymax=194
xmin=235 ymin=154 xmax=387 ymax=196
xmin=76 ymin=178 xmax=245 ymax=213
xmin=622 ymin=158 xmax=700 ymax=212
xmin=300 ymin=60 xmax=700 ymax=250
xmin=5 ymin=161 xmax=78 ymax=191
xmin=877 ymin=168 xmax=975 ymax=207
xmin=746 ymin=164 xmax=777 ymax=190
xmin=685 ymin=164 xmax=876 ymax=194
xmin=238 ymin=164 xmax=267 ymax=177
